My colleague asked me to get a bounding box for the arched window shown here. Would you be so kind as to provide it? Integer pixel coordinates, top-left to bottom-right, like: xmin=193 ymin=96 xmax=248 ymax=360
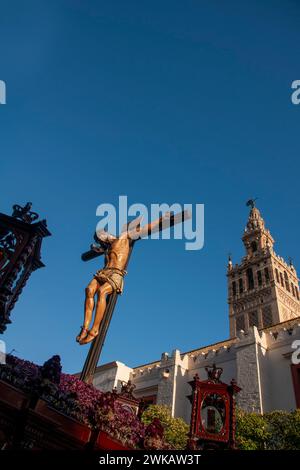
xmin=264 ymin=267 xmax=270 ymax=283
xmin=247 ymin=268 xmax=254 ymax=290
xmin=291 ymin=283 xmax=295 ymax=297
xmin=280 ymin=272 xmax=284 ymax=287
xmin=232 ymin=281 xmax=237 ymax=296
xmin=284 ymin=271 xmax=290 ymax=292
xmin=257 ymin=270 xmax=262 ymax=286
xmin=239 ymin=278 xmax=243 ymax=294
xmin=275 ymin=268 xmax=279 ymax=283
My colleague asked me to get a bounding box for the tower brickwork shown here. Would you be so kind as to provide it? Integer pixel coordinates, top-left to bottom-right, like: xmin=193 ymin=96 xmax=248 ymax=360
xmin=228 ymin=204 xmax=300 ymax=338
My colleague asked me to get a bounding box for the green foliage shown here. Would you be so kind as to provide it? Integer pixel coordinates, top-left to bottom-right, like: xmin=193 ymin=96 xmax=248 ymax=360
xmin=143 ymin=406 xmax=300 ymax=450
xmin=236 ymin=409 xmax=268 ymax=450
xmin=236 ymin=409 xmax=300 ymax=450
xmin=265 ymin=410 xmax=300 ymax=450
xmin=141 ymin=405 xmax=189 ymax=450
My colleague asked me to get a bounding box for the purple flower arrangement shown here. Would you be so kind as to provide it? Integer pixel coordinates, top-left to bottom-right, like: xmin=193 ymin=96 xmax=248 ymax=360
xmin=0 ymin=354 xmax=40 ymax=393
xmin=0 ymin=354 xmax=170 ymax=449
xmin=91 ymin=392 xmax=146 ymax=448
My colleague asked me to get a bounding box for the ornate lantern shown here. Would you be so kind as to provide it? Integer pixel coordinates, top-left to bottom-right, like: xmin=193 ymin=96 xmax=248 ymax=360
xmin=0 ymin=203 xmax=51 ymax=333
xmin=188 ymin=364 xmax=241 ymax=450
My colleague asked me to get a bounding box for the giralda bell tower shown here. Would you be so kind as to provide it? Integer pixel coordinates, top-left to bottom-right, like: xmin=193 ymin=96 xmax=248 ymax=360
xmin=227 ymin=200 xmax=300 ymax=338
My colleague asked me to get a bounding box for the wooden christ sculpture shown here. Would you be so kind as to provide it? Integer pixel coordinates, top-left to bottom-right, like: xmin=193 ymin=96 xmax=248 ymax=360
xmin=76 ymin=211 xmax=189 ymax=345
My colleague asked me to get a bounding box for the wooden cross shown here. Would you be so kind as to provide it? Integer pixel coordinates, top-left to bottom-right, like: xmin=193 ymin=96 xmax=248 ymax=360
xmin=80 ymin=210 xmax=190 ymax=383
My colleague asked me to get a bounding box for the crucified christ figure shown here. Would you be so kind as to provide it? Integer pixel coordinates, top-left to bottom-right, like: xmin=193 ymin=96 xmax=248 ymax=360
xmin=76 ymin=211 xmax=188 ymax=345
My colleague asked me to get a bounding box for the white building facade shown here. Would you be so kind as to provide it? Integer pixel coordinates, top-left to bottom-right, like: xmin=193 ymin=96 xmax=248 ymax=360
xmin=92 ymin=205 xmax=300 ymax=422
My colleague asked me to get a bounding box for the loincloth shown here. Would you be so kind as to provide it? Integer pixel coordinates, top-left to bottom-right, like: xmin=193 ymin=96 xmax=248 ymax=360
xmin=94 ymin=267 xmax=127 ymax=294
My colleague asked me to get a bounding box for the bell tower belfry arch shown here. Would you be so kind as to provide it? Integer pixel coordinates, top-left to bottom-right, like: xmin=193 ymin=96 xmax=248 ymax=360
xmin=227 ymin=200 xmax=300 ymax=338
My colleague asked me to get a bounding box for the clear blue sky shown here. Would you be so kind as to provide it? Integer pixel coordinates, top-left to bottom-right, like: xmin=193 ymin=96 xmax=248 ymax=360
xmin=1 ymin=1 xmax=300 ymax=373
